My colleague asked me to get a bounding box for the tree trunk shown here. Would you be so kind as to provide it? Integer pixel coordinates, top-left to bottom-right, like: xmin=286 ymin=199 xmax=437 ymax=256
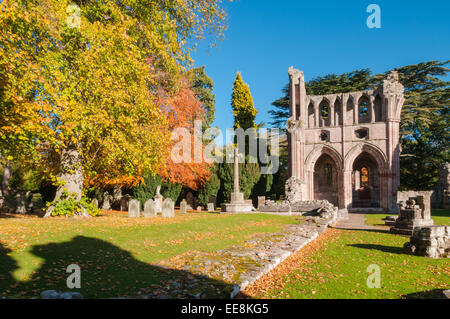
xmin=1 ymin=161 xmax=12 ymax=197
xmin=44 ymin=147 xmax=85 ymax=218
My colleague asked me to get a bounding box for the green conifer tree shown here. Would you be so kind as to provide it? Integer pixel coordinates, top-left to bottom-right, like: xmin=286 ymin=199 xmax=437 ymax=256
xmin=231 ymin=72 xmax=257 ymax=130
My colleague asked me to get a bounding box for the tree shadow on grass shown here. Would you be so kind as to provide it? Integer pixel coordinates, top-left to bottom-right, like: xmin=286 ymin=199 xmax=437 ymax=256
xmin=347 ymin=243 xmax=405 ymax=255
xmin=0 ymin=243 xmax=18 ymax=293
xmin=402 ymin=289 xmax=448 ymax=299
xmin=0 ymin=236 xmax=245 ymax=299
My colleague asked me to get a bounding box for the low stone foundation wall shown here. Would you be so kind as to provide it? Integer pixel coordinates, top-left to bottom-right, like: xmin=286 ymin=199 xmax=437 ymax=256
xmin=404 ymin=225 xmax=450 ymax=259
xmin=149 ymin=213 xmax=340 ymax=298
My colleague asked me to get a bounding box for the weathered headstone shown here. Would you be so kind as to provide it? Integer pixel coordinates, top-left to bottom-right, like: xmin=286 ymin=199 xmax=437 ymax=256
xmin=180 ymin=200 xmax=187 ymax=214
xmin=143 ymin=199 xmax=157 ymax=217
xmin=112 ymin=185 xmax=122 ymax=209
xmin=26 ymin=191 xmax=33 ymax=213
xmin=162 ymin=198 xmax=175 ymax=218
xmin=207 ymin=203 xmax=214 ymax=212
xmin=154 ymin=185 xmax=163 ymax=214
xmin=208 ymin=195 xmax=217 ymax=208
xmin=186 ymin=192 xmax=195 ymax=210
xmin=197 ymin=206 xmax=202 ymax=212
xmin=101 ymin=192 xmax=111 ymax=210
xmin=257 ymin=196 xmax=266 ymax=209
xmin=92 ymin=198 xmax=99 ymax=208
xmin=120 ymin=194 xmax=131 ymax=211
xmin=14 ymin=192 xmax=27 ymax=214
xmin=128 ymin=199 xmax=140 ymax=218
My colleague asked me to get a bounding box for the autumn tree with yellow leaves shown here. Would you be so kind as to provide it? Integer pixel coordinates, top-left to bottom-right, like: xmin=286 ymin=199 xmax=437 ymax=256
xmin=0 ymin=0 xmax=227 ymax=215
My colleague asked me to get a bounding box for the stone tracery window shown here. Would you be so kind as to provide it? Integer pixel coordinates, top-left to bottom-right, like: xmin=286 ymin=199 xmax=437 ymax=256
xmin=360 ymin=167 xmax=369 ymax=187
xmin=320 ymin=102 xmax=329 ymax=119
xmin=358 ymin=96 xmax=370 ymax=123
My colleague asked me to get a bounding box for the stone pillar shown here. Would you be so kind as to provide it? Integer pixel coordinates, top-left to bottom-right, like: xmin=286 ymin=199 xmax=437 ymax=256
xmin=233 ymin=148 xmax=239 ymax=194
xmin=353 ymin=97 xmax=359 ymax=125
xmin=329 ymin=104 xmax=335 ymax=127
xmin=314 ymin=103 xmax=319 ymax=127
xmin=369 ymin=96 xmax=375 ymax=123
xmin=343 ymin=170 xmax=353 ymax=209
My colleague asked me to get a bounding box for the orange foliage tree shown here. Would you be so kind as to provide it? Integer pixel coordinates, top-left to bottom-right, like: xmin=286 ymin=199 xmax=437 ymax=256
xmin=159 ymin=79 xmax=211 ymax=190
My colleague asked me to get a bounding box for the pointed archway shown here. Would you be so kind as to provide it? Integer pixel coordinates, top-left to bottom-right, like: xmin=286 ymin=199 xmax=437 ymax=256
xmin=313 ymin=154 xmax=339 ymax=206
xmin=351 ymin=152 xmax=381 ymax=208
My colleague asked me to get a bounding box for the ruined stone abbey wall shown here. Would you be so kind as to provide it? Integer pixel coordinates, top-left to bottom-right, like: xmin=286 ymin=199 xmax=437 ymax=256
xmin=287 ymin=67 xmax=405 ymax=212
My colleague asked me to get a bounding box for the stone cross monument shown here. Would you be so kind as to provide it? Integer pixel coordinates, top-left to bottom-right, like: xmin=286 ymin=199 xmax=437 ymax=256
xmin=221 ymin=147 xmax=254 ymax=213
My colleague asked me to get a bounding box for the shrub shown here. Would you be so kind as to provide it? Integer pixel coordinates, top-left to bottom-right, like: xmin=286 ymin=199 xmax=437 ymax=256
xmin=198 ymin=164 xmax=221 ymax=205
xmin=132 ymin=173 xmax=182 ymax=208
xmin=46 ymin=191 xmax=100 ymax=217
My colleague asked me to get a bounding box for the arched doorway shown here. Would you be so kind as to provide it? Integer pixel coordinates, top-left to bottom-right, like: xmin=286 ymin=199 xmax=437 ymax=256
xmin=313 ymin=154 xmax=338 ymax=206
xmin=352 ymin=152 xmax=380 ymax=207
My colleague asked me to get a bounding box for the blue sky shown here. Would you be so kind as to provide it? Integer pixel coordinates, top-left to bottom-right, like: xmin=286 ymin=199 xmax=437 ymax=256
xmin=191 ymin=0 xmax=450 ymax=139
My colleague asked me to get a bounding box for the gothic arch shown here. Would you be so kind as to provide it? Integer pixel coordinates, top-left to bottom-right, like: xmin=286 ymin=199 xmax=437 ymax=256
xmin=344 ymin=142 xmax=388 ymax=173
xmin=305 ymin=145 xmax=344 ymax=207
xmin=305 ymin=145 xmax=343 ymax=173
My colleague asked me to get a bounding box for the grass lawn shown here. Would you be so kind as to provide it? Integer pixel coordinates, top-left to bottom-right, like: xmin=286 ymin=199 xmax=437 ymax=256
xmin=244 ymin=212 xmax=450 ymax=299
xmin=0 ymin=211 xmax=298 ymax=298
xmin=365 ymin=208 xmax=450 ymax=228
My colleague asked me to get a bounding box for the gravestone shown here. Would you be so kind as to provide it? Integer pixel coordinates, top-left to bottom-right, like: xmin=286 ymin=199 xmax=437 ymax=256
xmin=197 ymin=206 xmax=202 ymax=212
xmin=120 ymin=194 xmax=131 ymax=211
xmin=143 ymin=199 xmax=157 ymax=217
xmin=128 ymin=199 xmax=140 ymax=218
xmin=180 ymin=201 xmax=187 ymax=214
xmin=26 ymin=191 xmax=33 ymax=213
xmin=186 ymin=192 xmax=195 ymax=210
xmin=162 ymin=198 xmax=175 ymax=218
xmin=112 ymin=185 xmax=122 ymax=209
xmin=154 ymin=185 xmax=163 ymax=214
xmin=208 ymin=195 xmax=217 ymax=208
xmin=257 ymin=196 xmax=266 ymax=209
xmin=14 ymin=192 xmax=27 ymax=214
xmin=92 ymin=198 xmax=98 ymax=208
xmin=207 ymin=203 xmax=214 ymax=212
xmin=102 ymin=192 xmax=111 ymax=210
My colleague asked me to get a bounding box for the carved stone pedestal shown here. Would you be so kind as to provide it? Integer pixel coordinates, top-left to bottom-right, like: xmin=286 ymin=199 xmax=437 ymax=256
xmin=391 ymin=196 xmax=433 ymax=235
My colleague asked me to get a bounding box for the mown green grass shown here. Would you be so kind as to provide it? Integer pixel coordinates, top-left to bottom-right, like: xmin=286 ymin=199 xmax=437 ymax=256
xmin=365 ymin=208 xmax=450 ymax=228
xmin=0 ymin=212 xmax=299 ymax=298
xmin=260 ymin=213 xmax=450 ymax=299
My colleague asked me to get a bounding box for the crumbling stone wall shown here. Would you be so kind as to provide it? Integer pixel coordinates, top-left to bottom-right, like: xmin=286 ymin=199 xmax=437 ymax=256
xmin=397 ymin=191 xmax=433 ymax=217
xmin=404 ymin=226 xmax=450 ymax=259
xmin=431 ymin=162 xmax=450 ymax=208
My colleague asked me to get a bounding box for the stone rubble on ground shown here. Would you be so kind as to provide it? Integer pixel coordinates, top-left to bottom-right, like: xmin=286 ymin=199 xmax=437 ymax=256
xmin=149 ymin=210 xmax=341 ymax=299
xmin=404 ymin=225 xmax=450 ymax=258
